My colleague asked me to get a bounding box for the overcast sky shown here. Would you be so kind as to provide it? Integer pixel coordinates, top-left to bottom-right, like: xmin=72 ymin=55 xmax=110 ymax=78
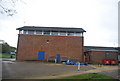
xmin=0 ymin=0 xmax=119 ymax=47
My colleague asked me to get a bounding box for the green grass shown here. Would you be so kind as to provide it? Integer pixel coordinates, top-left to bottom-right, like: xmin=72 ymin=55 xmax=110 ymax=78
xmin=0 ymin=53 xmax=16 ymax=58
xmin=40 ymin=73 xmax=115 ymax=81
xmin=61 ymin=73 xmax=114 ymax=80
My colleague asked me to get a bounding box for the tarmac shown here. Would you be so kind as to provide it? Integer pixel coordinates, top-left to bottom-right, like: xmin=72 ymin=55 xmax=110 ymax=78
xmin=1 ymin=58 xmax=119 ymax=80
xmin=24 ymin=65 xmax=119 ymax=79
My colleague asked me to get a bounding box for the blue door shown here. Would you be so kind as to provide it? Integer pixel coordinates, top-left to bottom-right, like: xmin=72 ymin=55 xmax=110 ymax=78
xmin=38 ymin=51 xmax=45 ymax=60
xmin=56 ymin=54 xmax=61 ymax=63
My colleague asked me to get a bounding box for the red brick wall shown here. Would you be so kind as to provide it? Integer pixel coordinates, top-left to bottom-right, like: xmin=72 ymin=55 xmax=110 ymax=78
xmin=89 ymin=51 xmax=118 ymax=64
xmin=16 ymin=34 xmax=84 ymax=62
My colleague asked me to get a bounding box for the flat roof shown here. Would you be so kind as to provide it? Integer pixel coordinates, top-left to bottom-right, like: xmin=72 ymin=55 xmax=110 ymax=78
xmin=84 ymin=46 xmax=118 ymax=52
xmin=16 ymin=26 xmax=86 ymax=33
xmin=89 ymin=49 xmax=118 ymax=52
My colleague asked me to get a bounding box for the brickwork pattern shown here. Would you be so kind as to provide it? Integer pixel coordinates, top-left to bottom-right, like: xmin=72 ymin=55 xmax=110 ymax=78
xmin=17 ymin=34 xmax=84 ymax=62
xmin=89 ymin=51 xmax=118 ymax=64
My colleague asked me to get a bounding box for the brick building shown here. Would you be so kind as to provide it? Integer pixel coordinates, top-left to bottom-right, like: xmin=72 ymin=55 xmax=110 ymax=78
xmin=84 ymin=46 xmax=118 ymax=64
xmin=16 ymin=26 xmax=86 ymax=62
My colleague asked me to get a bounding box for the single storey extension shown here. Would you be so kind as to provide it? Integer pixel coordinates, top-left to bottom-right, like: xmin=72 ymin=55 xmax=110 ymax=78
xmin=84 ymin=46 xmax=118 ymax=64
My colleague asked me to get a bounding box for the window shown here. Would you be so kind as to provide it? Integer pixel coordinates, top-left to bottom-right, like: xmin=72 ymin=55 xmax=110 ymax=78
xmin=28 ymin=30 xmax=34 ymax=34
xmin=67 ymin=32 xmax=74 ymax=36
xmin=23 ymin=30 xmax=27 ymax=34
xmin=51 ymin=31 xmax=58 ymax=35
xmin=19 ymin=30 xmax=23 ymax=34
xmin=75 ymin=32 xmax=82 ymax=36
xmin=60 ymin=31 xmax=66 ymax=36
xmin=36 ymin=30 xmax=42 ymax=35
xmin=44 ymin=31 xmax=50 ymax=35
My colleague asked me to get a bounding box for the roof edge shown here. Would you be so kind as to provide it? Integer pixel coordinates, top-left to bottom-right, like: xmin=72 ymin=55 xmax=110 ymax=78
xmin=16 ymin=26 xmax=86 ymax=32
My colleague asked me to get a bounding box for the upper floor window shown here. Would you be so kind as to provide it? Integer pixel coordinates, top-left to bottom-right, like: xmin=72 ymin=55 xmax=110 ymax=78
xmin=28 ymin=30 xmax=34 ymax=34
xmin=60 ymin=31 xmax=66 ymax=36
xmin=44 ymin=31 xmax=50 ymax=35
xmin=23 ymin=30 xmax=27 ymax=34
xmin=51 ymin=31 xmax=58 ymax=35
xmin=67 ymin=32 xmax=74 ymax=36
xmin=36 ymin=30 xmax=42 ymax=35
xmin=22 ymin=30 xmax=83 ymax=37
xmin=75 ymin=32 xmax=82 ymax=36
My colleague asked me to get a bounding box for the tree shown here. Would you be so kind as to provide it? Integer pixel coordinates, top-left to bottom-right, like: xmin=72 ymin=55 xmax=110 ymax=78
xmin=2 ymin=42 xmax=16 ymax=53
xmin=0 ymin=0 xmax=26 ymax=16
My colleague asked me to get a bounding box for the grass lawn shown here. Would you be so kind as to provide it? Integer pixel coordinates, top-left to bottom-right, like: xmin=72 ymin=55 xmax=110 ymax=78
xmin=60 ymin=73 xmax=115 ymax=81
xmin=40 ymin=73 xmax=115 ymax=81
xmin=0 ymin=53 xmax=16 ymax=58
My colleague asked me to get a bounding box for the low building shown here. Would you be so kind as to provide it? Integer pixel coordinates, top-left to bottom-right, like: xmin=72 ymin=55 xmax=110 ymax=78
xmin=84 ymin=46 xmax=118 ymax=64
xmin=117 ymin=47 xmax=120 ymax=63
xmin=16 ymin=26 xmax=86 ymax=62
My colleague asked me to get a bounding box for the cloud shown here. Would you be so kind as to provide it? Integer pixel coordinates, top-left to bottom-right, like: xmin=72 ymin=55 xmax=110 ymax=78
xmin=0 ymin=0 xmax=118 ymax=47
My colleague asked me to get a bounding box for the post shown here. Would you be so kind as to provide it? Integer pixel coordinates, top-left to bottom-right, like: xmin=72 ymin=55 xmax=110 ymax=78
xmin=78 ymin=62 xmax=80 ymax=71
xmin=55 ymin=59 xmax=56 ymax=63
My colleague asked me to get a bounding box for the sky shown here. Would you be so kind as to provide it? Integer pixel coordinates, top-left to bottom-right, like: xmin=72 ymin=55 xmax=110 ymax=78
xmin=0 ymin=0 xmax=119 ymax=47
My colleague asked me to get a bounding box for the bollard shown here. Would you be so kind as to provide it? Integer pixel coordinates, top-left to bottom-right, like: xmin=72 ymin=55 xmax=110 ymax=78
xmin=78 ymin=62 xmax=80 ymax=71
xmin=55 ymin=59 xmax=56 ymax=63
